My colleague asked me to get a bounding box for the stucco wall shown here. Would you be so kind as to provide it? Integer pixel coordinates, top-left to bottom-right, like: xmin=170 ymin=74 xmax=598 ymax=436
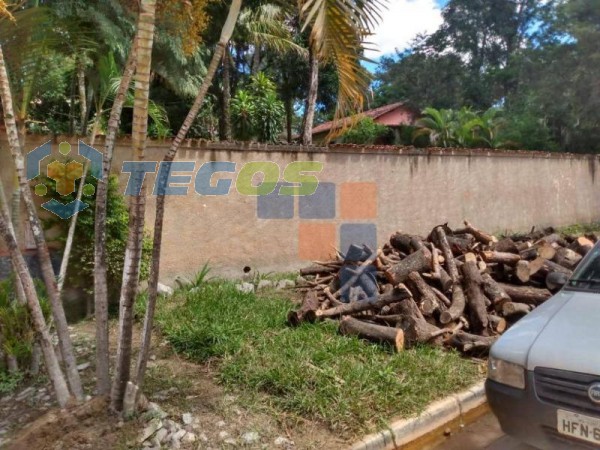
xmin=2 ymin=135 xmax=599 ymax=282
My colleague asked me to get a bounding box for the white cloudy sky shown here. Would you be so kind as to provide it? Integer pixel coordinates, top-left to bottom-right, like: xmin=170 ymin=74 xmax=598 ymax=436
xmin=366 ymin=0 xmax=445 ymax=60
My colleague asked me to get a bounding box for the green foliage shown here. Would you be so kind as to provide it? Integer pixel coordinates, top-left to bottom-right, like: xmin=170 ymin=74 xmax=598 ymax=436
xmin=39 ymin=173 xmax=152 ymax=307
xmin=0 ymin=278 xmax=50 ymax=367
xmin=231 ymin=72 xmax=285 ymax=142
xmin=375 ymin=0 xmax=600 ymax=153
xmin=340 ymin=117 xmax=390 ymax=144
xmin=0 ymin=371 xmax=24 ymax=394
xmin=412 ymin=106 xmax=545 ymax=149
xmin=153 ymin=281 xmax=480 ymax=434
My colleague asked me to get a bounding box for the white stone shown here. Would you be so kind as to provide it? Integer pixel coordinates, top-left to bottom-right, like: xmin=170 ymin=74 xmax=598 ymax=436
xmin=274 ymin=436 xmax=295 ymax=448
xmin=158 ymin=283 xmax=174 ymax=296
xmin=77 ymin=362 xmax=91 ymax=371
xmin=257 ymin=280 xmax=274 ymax=290
xmin=241 ymin=431 xmax=260 ymax=444
xmin=224 ymin=438 xmax=238 ymax=446
xmin=182 ymin=432 xmax=197 ymax=443
xmin=139 ymin=419 xmax=162 ymax=443
xmin=235 ymin=282 xmax=255 ymax=294
xmin=198 ymin=433 xmax=209 ymax=442
xmin=155 ymin=428 xmax=168 ymax=444
xmin=217 ymin=420 xmax=227 ymax=427
xmin=275 ymin=279 xmax=295 ymax=290
xmin=182 ymin=413 xmax=193 ymax=425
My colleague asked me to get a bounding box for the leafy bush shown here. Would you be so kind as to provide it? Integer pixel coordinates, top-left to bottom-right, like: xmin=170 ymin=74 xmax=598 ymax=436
xmin=340 ymin=117 xmax=391 ymax=144
xmin=39 ymin=173 xmax=152 ymax=308
xmin=0 ymin=278 xmax=50 ymax=369
xmin=231 ymin=73 xmax=285 ymax=142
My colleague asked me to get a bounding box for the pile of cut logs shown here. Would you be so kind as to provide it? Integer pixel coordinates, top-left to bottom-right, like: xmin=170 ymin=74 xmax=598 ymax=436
xmin=289 ymin=221 xmax=597 ymax=355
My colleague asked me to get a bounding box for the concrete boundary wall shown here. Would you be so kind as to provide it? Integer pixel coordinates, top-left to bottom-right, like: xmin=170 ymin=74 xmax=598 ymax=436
xmin=1 ymin=135 xmax=599 ymax=281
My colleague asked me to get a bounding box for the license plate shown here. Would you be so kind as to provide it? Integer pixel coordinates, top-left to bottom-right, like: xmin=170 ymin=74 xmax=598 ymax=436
xmin=557 ymin=409 xmax=600 ymax=445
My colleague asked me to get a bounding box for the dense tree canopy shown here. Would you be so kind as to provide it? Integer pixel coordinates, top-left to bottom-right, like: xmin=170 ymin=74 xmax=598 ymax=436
xmin=374 ymin=0 xmax=600 ymax=153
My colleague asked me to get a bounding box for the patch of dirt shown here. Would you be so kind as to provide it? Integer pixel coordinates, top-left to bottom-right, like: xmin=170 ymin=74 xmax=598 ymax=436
xmin=1 ymin=320 xmax=348 ymax=449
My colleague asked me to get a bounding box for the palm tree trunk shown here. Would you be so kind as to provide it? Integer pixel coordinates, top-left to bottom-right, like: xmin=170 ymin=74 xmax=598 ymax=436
xmin=134 ymin=0 xmax=242 ymax=393
xmin=110 ymin=0 xmax=157 ymax=412
xmin=301 ymin=46 xmax=319 ymax=145
xmin=57 ymin=127 xmax=98 ymax=296
xmin=93 ymin=38 xmax=137 ymax=396
xmin=77 ymin=59 xmax=87 ymax=135
xmin=0 ymin=210 xmax=71 ymax=407
xmin=0 ymin=44 xmax=83 ymax=400
xmin=0 ymin=177 xmax=26 ymax=305
xmin=221 ymin=46 xmax=232 ymax=141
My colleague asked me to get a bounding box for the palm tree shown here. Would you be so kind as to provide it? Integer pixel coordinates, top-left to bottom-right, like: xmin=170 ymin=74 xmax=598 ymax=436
xmin=110 ymin=0 xmax=157 ymax=412
xmin=93 ymin=41 xmax=137 ymax=397
xmin=134 ymin=0 xmax=244 ymax=396
xmin=298 ymin=0 xmax=384 ymax=144
xmin=0 ymin=28 xmax=84 ymax=399
xmin=413 ymin=107 xmax=458 ymax=147
xmin=0 ymin=42 xmax=72 ymax=408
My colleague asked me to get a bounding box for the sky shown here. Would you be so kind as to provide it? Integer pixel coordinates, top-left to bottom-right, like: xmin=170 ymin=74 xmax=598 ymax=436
xmin=366 ymin=0 xmax=448 ymax=63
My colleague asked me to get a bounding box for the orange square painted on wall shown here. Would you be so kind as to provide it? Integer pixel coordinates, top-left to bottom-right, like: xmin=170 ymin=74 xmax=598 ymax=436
xmin=298 ymin=223 xmax=337 ymax=260
xmin=340 ymin=182 xmax=378 ymax=219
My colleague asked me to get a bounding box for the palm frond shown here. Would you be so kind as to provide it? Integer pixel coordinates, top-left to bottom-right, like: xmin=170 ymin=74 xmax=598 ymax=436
xmin=299 ymin=0 xmax=386 ymax=136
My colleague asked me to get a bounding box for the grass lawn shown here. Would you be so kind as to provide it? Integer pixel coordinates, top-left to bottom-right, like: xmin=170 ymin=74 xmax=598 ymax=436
xmin=148 ymin=281 xmax=482 ymax=436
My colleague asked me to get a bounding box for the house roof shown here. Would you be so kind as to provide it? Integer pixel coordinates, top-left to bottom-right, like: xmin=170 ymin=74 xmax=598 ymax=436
xmin=311 ymin=102 xmax=413 ymax=135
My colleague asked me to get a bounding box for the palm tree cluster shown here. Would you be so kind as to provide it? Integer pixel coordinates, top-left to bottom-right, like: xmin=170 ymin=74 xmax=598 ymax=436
xmin=0 ymin=0 xmax=385 ymax=415
xmin=413 ymin=107 xmax=517 ymax=149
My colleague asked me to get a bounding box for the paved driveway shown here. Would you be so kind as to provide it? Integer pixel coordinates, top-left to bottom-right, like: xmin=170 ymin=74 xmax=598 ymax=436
xmin=432 ymin=412 xmax=537 ymax=450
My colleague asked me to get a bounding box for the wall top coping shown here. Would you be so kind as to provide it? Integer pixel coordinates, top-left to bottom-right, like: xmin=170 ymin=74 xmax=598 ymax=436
xmin=3 ymin=133 xmax=599 ymax=161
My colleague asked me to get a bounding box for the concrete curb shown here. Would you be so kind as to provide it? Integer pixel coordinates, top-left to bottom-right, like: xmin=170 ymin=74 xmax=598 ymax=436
xmin=350 ymin=381 xmax=486 ymax=450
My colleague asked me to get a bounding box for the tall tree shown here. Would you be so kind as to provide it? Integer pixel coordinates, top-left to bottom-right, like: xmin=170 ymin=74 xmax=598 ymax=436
xmin=93 ymin=42 xmax=137 ymax=396
xmin=0 ymin=39 xmax=83 ymax=400
xmin=135 ymin=0 xmax=243 ymax=394
xmin=301 ymin=45 xmax=318 ymax=144
xmin=110 ymin=0 xmax=157 ymax=412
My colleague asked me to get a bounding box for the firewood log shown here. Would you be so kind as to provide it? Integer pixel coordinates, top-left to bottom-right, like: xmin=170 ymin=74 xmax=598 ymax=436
xmin=339 ymin=317 xmax=405 ymax=352
xmin=514 ymin=260 xmax=531 ymax=283
xmin=464 ymin=220 xmax=498 ymax=245
xmin=287 ymin=291 xmax=320 ymax=326
xmin=537 ymin=243 xmax=557 ymax=261
xmin=519 ymin=246 xmax=537 ymax=260
xmin=494 ymin=238 xmax=519 ymax=253
xmin=407 ymin=271 xmax=440 ymax=316
xmin=448 ymin=331 xmax=497 ymax=354
xmin=430 ymin=246 xmax=453 ymax=292
xmin=434 ymin=226 xmax=467 ymax=324
xmin=481 ymin=273 xmax=511 ymax=308
xmin=502 ymin=302 xmax=533 ymax=317
xmin=300 ymin=265 xmax=336 ymax=276
xmin=461 ymin=253 xmax=489 ymax=333
xmin=389 ymin=233 xmax=425 ymax=254
xmin=446 ymin=236 xmax=473 ymax=255
xmin=553 ymin=247 xmax=582 ymax=270
xmin=316 ymin=285 xmax=412 ymax=319
xmin=533 ymin=259 xmax=573 ymax=277
xmin=384 ymin=247 xmax=431 ymax=285
xmin=537 ymin=233 xmax=568 ymax=248
xmin=431 ymin=286 xmax=452 ymax=307
xmin=570 ymin=236 xmax=594 ymax=256
xmin=488 ymin=315 xmax=507 ymax=334
xmin=497 ymin=283 xmax=552 ymax=305
xmin=481 ymin=251 xmax=521 ymax=266
xmin=392 ymin=297 xmax=443 ymax=347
